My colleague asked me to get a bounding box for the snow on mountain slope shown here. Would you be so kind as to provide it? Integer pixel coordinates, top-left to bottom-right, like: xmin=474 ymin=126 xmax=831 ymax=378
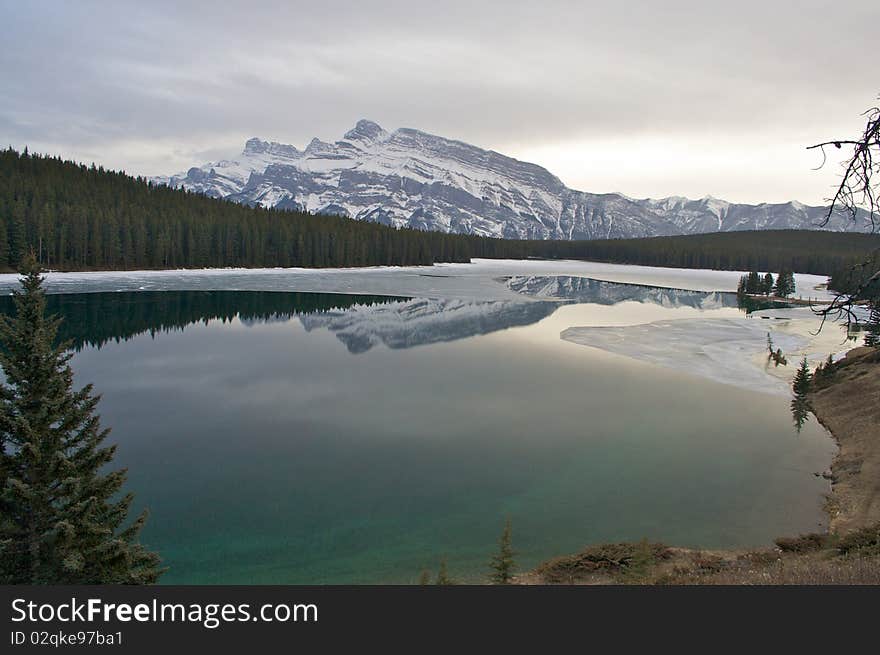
xmin=154 ymin=119 xmax=862 ymax=240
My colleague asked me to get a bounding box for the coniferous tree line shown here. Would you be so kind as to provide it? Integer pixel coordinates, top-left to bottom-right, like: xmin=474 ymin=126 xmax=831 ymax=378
xmin=525 ymin=232 xmax=880 ymax=281
xmin=827 ymin=249 xmax=880 ymax=296
xmin=3 ymin=148 xmax=879 ymax=283
xmin=0 ymin=149 xmax=480 ymax=270
xmin=736 ymin=270 xmax=796 ymax=297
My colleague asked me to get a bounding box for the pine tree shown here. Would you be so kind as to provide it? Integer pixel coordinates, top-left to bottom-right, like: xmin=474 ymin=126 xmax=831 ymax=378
xmin=814 ymin=354 xmax=836 ymax=383
xmin=488 ymin=518 xmax=516 ymax=584
xmin=418 ymin=570 xmax=431 ymax=585
xmin=864 ymin=300 xmax=880 ymax=348
xmin=435 ymin=557 xmax=452 ymax=585
xmin=774 ymin=270 xmax=795 ymax=298
xmin=792 ymin=357 xmax=812 ymax=396
xmin=746 ymin=271 xmax=762 ymax=294
xmin=762 ymin=273 xmax=774 ymax=295
xmin=0 ymin=255 xmax=163 ymax=583
xmin=825 ymin=353 xmax=835 ymax=374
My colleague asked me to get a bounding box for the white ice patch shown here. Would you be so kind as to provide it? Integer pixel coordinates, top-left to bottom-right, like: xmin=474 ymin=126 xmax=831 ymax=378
xmin=561 ymin=317 xmax=806 ymax=395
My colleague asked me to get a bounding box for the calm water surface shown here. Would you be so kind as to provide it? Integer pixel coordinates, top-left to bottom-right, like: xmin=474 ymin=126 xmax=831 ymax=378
xmin=1 ymin=280 xmax=834 ymax=583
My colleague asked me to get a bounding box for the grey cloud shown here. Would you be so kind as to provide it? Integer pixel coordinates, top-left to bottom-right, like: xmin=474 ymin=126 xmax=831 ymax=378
xmin=0 ymin=0 xmax=876 ymax=202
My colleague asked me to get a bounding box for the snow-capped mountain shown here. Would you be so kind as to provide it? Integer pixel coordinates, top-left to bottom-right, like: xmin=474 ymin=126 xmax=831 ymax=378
xmin=154 ymin=120 xmax=860 ymax=240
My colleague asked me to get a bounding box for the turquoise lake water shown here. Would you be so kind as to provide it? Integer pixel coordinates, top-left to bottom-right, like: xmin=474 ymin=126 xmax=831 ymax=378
xmin=0 ymin=281 xmax=835 ymax=583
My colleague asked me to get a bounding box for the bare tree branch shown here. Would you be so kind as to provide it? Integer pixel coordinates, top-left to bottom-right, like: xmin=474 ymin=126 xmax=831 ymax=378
xmin=807 ymin=99 xmax=880 ymax=332
xmin=808 ymin=104 xmax=880 ymax=231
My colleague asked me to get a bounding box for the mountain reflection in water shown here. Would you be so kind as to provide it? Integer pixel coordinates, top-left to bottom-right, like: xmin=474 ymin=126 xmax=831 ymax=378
xmin=0 ymin=276 xmax=747 ymax=354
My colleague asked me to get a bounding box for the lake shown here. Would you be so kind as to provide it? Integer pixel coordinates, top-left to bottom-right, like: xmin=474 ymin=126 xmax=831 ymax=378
xmin=0 ymin=274 xmax=835 ymax=583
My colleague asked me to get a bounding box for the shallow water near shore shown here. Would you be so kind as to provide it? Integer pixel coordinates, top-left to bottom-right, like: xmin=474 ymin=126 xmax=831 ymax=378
xmin=0 ymin=280 xmax=836 ymax=583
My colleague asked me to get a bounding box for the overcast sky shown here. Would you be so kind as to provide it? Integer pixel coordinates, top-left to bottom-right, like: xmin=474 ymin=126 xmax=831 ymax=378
xmin=1 ymin=0 xmax=876 ymax=204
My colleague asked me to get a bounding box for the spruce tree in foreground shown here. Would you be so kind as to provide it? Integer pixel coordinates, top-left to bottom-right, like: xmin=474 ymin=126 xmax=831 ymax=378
xmin=792 ymin=357 xmax=813 ymax=397
xmin=488 ymin=518 xmax=516 ymax=584
xmin=0 ymin=256 xmax=163 ymax=584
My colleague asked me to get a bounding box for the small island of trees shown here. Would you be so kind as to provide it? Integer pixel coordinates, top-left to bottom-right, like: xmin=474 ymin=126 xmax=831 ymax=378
xmin=737 ymin=270 xmax=796 ymax=298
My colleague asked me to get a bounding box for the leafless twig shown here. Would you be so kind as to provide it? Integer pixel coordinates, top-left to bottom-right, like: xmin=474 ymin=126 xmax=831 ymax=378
xmin=807 ymin=104 xmax=880 ymax=231
xmin=807 ymin=100 xmax=880 ymax=330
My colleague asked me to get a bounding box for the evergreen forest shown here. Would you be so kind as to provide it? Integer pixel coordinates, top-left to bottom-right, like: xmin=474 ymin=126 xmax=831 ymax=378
xmin=3 ymin=149 xmax=878 ymax=288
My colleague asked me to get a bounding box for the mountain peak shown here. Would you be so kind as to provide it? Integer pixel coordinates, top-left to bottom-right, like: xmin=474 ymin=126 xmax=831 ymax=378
xmin=244 ymin=137 xmax=269 ymax=154
xmin=243 ymin=137 xmax=300 ymax=159
xmin=343 ymin=119 xmax=387 ymax=145
xmin=305 ymin=137 xmax=334 ymax=153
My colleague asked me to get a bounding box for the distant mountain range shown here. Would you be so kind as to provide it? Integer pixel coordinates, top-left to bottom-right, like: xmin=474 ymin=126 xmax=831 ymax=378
xmin=154 ymin=120 xmax=863 ymax=240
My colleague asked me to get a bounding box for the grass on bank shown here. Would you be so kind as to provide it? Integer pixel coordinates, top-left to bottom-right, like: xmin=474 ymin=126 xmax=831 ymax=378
xmin=519 ymin=523 xmax=880 ymax=585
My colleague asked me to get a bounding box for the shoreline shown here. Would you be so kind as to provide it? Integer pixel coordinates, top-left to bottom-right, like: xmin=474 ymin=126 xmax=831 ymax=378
xmin=809 ymin=346 xmax=880 ymax=534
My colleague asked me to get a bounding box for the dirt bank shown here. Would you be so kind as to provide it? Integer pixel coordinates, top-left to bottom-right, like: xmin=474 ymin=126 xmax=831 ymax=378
xmin=809 ymin=346 xmax=880 ymax=533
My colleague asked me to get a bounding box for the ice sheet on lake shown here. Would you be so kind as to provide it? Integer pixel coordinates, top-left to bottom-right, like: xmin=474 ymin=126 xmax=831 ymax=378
xmin=0 ymin=258 xmax=837 ymax=394
xmin=561 ymin=318 xmax=808 ymax=395
xmin=0 ymin=259 xmax=833 ymax=302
